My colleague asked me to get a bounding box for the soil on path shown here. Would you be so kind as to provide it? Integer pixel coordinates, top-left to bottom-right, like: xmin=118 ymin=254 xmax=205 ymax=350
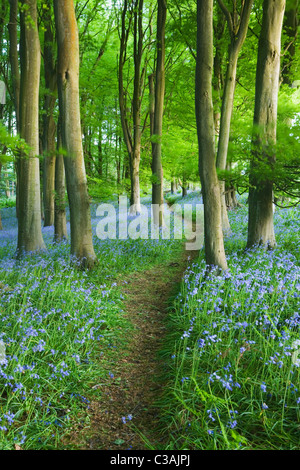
xmin=66 ymin=249 xmax=198 ymax=450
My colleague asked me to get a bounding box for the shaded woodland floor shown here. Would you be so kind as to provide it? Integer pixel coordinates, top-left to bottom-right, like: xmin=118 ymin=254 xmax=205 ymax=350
xmin=64 ymin=250 xmax=197 ymax=450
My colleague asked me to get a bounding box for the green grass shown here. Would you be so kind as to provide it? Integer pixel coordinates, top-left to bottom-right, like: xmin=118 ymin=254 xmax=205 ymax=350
xmin=157 ymin=203 xmax=300 ymax=450
xmin=0 ymin=201 xmax=183 ymax=450
xmin=1 ymin=197 xmax=299 ymax=450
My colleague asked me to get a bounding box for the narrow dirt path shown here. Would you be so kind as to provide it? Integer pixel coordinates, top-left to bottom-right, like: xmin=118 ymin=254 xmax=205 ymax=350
xmin=66 ymin=248 xmax=197 ymax=450
xmin=63 ymin=201 xmax=202 ymax=450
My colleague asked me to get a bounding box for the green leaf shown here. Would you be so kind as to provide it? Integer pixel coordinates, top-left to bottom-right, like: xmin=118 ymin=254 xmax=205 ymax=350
xmin=113 ymin=439 xmax=125 ymax=445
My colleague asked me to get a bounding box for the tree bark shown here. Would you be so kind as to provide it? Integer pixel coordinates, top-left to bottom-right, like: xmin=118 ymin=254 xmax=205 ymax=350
xmin=151 ymin=0 xmax=167 ymax=227
xmin=247 ymin=0 xmax=286 ymax=249
xmin=54 ymin=0 xmax=97 ymax=268
xmin=8 ymin=0 xmax=20 ymax=218
xmin=129 ymin=0 xmax=144 ymax=214
xmin=54 ymin=126 xmax=68 ymax=242
xmin=0 ymin=162 xmax=2 ymax=230
xmin=216 ymin=0 xmax=253 ymax=233
xmin=282 ymin=0 xmax=298 ymax=85
xmin=8 ymin=0 xmax=20 ymax=130
xmin=43 ymin=1 xmax=57 ymax=227
xmin=195 ymin=0 xmax=228 ymax=271
xmin=17 ymin=0 xmax=46 ymax=256
xmin=118 ymin=0 xmax=133 ymax=201
xmin=118 ymin=0 xmax=148 ymax=215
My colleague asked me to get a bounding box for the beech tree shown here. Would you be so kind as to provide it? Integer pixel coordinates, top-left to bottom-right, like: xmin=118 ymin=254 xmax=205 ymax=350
xmin=17 ymin=0 xmax=46 ymax=255
xmin=53 ymin=0 xmax=97 ymax=268
xmin=282 ymin=0 xmax=299 ymax=85
xmin=8 ymin=0 xmax=19 ymax=131
xmin=42 ymin=1 xmax=57 ymax=227
xmin=247 ymin=0 xmax=286 ymax=249
xmin=54 ymin=123 xmax=67 ymax=243
xmin=8 ymin=0 xmax=20 ymax=218
xmin=195 ymin=0 xmax=228 ymax=271
xmin=118 ymin=0 xmax=151 ymax=215
xmin=151 ymin=0 xmax=167 ymax=227
xmin=216 ymin=0 xmax=253 ymax=233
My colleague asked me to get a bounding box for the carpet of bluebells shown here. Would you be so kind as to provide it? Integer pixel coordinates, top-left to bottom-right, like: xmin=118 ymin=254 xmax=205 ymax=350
xmin=162 ymin=197 xmax=300 ymax=450
xmin=1 ymin=192 xmax=299 ymax=450
xmin=0 ymin=196 xmax=183 ymax=450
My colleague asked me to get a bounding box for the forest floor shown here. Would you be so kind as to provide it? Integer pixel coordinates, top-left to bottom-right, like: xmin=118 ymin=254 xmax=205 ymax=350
xmin=65 ymin=247 xmax=198 ymax=450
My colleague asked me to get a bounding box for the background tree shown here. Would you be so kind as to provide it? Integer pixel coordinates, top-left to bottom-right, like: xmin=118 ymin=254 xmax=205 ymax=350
xmin=281 ymin=0 xmax=299 ymax=85
xmin=54 ymin=124 xmax=67 ymax=242
xmin=41 ymin=0 xmax=57 ymax=227
xmin=151 ymin=0 xmax=167 ymax=227
xmin=118 ymin=0 xmax=153 ymax=214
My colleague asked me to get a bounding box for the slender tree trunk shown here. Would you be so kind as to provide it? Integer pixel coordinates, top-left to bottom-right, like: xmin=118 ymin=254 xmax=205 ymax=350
xmin=5 ymin=170 xmax=10 ymax=198
xmin=8 ymin=0 xmax=20 ymax=218
xmin=282 ymin=0 xmax=298 ymax=85
xmin=8 ymin=0 xmax=20 ymax=129
xmin=43 ymin=110 xmax=56 ymax=227
xmin=195 ymin=0 xmax=227 ymax=271
xmin=129 ymin=0 xmax=144 ymax=215
xmin=213 ymin=10 xmax=225 ymax=138
xmin=54 ymin=0 xmax=97 ymax=268
xmin=118 ymin=0 xmax=148 ymax=215
xmin=247 ymin=0 xmax=285 ymax=249
xmin=43 ymin=1 xmax=57 ymax=227
xmin=97 ymin=126 xmax=103 ymax=178
xmin=171 ymin=179 xmax=174 ymax=194
xmin=118 ymin=1 xmax=133 ymax=201
xmin=151 ymin=0 xmax=166 ymax=227
xmin=54 ymin=126 xmax=68 ymax=242
xmin=217 ymin=47 xmax=239 ymax=233
xmin=0 ymin=162 xmax=2 ymax=230
xmin=216 ymin=0 xmax=253 ymax=233
xmin=17 ymin=0 xmax=46 ymax=255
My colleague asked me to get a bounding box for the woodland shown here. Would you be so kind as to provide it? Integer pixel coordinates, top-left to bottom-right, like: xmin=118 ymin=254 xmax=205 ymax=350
xmin=0 ymin=0 xmax=299 ymax=452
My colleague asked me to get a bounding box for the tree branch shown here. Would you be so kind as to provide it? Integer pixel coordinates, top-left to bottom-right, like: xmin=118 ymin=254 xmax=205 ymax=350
xmin=217 ymin=0 xmax=234 ymax=36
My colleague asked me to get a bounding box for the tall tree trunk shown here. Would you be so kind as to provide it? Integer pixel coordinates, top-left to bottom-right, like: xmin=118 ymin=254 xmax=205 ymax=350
xmin=17 ymin=0 xmax=46 ymax=255
xmin=43 ymin=109 xmax=56 ymax=227
xmin=118 ymin=0 xmax=148 ymax=215
xmin=213 ymin=10 xmax=225 ymax=137
xmin=54 ymin=125 xmax=68 ymax=242
xmin=97 ymin=126 xmax=103 ymax=178
xmin=151 ymin=0 xmax=166 ymax=227
xmin=195 ymin=0 xmax=228 ymax=271
xmin=43 ymin=0 xmax=57 ymax=227
xmin=54 ymin=0 xmax=97 ymax=269
xmin=8 ymin=0 xmax=20 ymax=218
xmin=247 ymin=0 xmax=285 ymax=249
xmin=129 ymin=0 xmax=144 ymax=215
xmin=8 ymin=0 xmax=20 ymax=129
xmin=216 ymin=0 xmax=253 ymax=233
xmin=118 ymin=0 xmax=133 ymax=201
xmin=5 ymin=170 xmax=10 ymax=198
xmin=0 ymin=162 xmax=2 ymax=230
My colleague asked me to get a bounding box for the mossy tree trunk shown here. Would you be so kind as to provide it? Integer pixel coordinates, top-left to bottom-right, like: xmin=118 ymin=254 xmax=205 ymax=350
xmin=247 ymin=0 xmax=286 ymax=249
